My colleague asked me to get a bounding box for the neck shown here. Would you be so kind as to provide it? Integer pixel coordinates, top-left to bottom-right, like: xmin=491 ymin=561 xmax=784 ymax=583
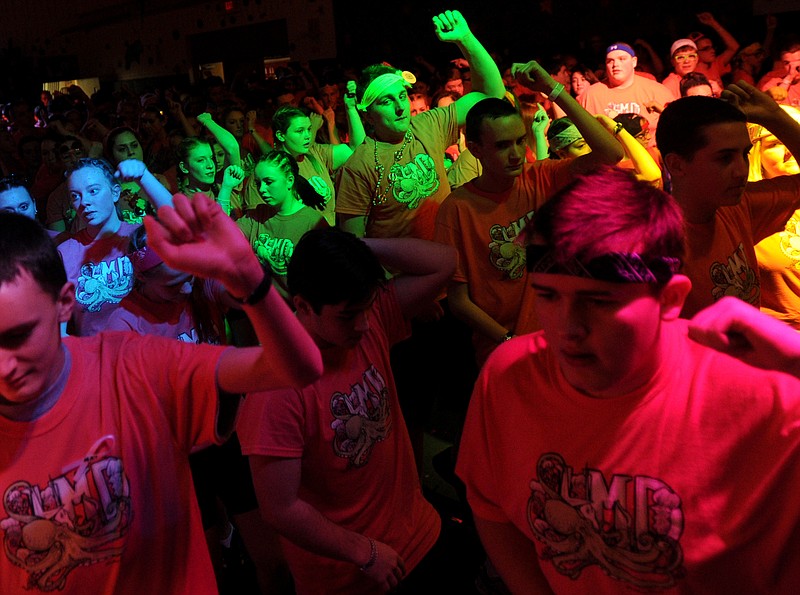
xmin=88 ymin=216 xmax=122 ymax=239
xmin=0 ymin=345 xmax=70 ymax=421
xmin=278 ymin=194 xmax=305 ymax=216
xmin=671 ymin=186 xmax=717 ymax=224
xmin=473 ymin=171 xmax=517 ymax=194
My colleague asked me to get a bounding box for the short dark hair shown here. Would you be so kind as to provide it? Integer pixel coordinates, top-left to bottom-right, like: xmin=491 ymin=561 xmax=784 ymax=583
xmin=678 ymin=72 xmax=712 ymax=97
xmin=532 ymin=166 xmax=684 ymax=265
xmin=465 ymin=98 xmax=520 ymax=143
xmin=0 ymin=212 xmax=67 ymax=300
xmin=287 ymin=228 xmax=386 ymax=312
xmin=656 ymin=96 xmax=746 ymax=160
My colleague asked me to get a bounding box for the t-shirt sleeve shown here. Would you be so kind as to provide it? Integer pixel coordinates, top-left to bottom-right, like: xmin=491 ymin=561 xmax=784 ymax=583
xmin=455 ymin=362 xmax=509 ymax=523
xmin=335 ymin=149 xmax=373 ymax=217
xmin=433 ymin=195 xmax=468 ymax=284
xmin=236 ymin=387 xmax=307 ymax=458
xmin=746 ymin=175 xmax=800 ymax=242
xmin=375 ymin=281 xmax=412 ymax=347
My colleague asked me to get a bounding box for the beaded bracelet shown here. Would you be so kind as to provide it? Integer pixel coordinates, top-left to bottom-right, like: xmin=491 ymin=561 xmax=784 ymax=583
xmin=229 ymin=265 xmax=273 ymax=306
xmin=548 ymin=83 xmax=565 ymax=102
xmin=360 ymin=537 xmax=378 ymax=572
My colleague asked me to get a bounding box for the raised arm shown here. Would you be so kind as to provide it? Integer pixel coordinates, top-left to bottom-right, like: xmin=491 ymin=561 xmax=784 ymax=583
xmin=115 ymin=159 xmax=174 ymax=210
xmin=595 ymin=115 xmax=661 ymax=185
xmin=723 ymin=81 xmax=800 ymax=167
xmin=245 ymin=110 xmax=272 ymax=156
xmin=433 ymin=10 xmax=505 ymax=126
xmin=144 ymin=193 xmax=323 ymax=392
xmin=249 ymin=455 xmax=405 ymax=591
xmin=688 ymin=296 xmax=800 ymax=378
xmin=361 ymin=237 xmax=456 ymax=317
xmin=697 ymin=12 xmax=740 ymax=67
xmin=513 ymin=60 xmax=624 ymax=173
xmin=196 ymin=112 xmax=242 ymax=167
xmin=343 ymin=80 xmax=366 ymax=154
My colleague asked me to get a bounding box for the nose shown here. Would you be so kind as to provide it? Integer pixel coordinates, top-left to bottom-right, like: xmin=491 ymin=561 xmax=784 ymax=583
xmin=354 ymin=311 xmax=370 ymax=333
xmin=561 ymin=299 xmax=589 ymax=342
xmin=0 ymin=351 xmax=18 ymax=379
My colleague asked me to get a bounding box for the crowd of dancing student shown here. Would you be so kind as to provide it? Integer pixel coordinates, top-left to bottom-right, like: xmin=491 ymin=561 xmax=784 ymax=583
xmin=5 ymin=6 xmax=800 ymax=595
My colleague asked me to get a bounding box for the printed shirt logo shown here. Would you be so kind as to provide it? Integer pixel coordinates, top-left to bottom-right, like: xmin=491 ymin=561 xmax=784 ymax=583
xmin=709 ymin=242 xmax=760 ymax=305
xmin=330 ymin=365 xmax=392 ymax=468
xmin=488 ymin=211 xmax=535 ymax=280
xmin=253 ymin=233 xmax=294 ymax=276
xmin=76 ymin=257 xmax=134 ymax=312
xmin=0 ymin=436 xmax=132 ymax=592
xmin=778 ymin=211 xmax=800 ymax=269
xmin=308 ymin=176 xmax=332 ymax=206
xmin=604 ymin=102 xmax=642 ymax=117
xmin=389 ymin=152 xmax=440 ymax=209
xmin=528 ymin=453 xmax=684 ymax=590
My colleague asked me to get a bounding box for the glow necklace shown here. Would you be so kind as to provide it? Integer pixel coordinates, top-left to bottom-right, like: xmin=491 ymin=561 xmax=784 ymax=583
xmin=372 ymin=129 xmax=413 ymax=206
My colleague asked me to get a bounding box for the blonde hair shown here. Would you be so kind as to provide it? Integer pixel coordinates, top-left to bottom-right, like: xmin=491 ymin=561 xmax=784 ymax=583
xmin=748 ymin=104 xmax=800 ymax=182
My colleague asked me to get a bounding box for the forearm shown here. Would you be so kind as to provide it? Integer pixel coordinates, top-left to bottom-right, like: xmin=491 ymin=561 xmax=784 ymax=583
xmin=532 ymin=128 xmax=549 ymax=161
xmin=263 ymin=494 xmax=372 ymax=566
xmin=248 ymin=129 xmax=271 ymax=155
xmin=216 ymin=185 xmax=233 ymax=216
xmin=138 ymin=169 xmax=174 ymax=210
xmin=557 ymin=94 xmax=623 ymax=165
xmin=338 ymin=213 xmax=366 ymax=237
xmin=455 ymin=34 xmax=505 ymax=99
xmin=217 ymin=267 xmax=322 ymax=392
xmin=325 ymin=116 xmax=341 ymax=145
xmin=474 ymin=517 xmax=554 ymax=594
xmin=449 ymin=283 xmax=509 ymax=343
xmin=615 ymin=131 xmax=661 ymax=183
xmin=346 ymin=106 xmax=366 ymax=149
xmin=204 ymin=119 xmax=242 ymax=166
xmin=363 ymin=237 xmax=453 ymax=277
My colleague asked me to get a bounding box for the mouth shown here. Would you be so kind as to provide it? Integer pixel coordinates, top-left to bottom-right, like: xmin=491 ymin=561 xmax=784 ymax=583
xmin=560 ymin=350 xmax=597 ymax=367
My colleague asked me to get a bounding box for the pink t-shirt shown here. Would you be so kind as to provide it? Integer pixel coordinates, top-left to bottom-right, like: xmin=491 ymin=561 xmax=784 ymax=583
xmin=57 ymin=223 xmax=138 ymax=336
xmin=0 ymin=333 xmax=226 ymax=594
xmin=237 ymin=284 xmax=440 ymax=594
xmin=457 ymin=320 xmax=800 ymax=593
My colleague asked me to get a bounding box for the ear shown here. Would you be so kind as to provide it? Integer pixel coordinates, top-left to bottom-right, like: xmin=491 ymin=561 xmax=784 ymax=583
xmin=663 ymin=152 xmax=685 ymax=177
xmin=466 ymin=139 xmax=482 ymax=161
xmin=275 ymin=130 xmax=285 ymax=142
xmin=631 ymin=56 xmax=638 ymax=69
xmin=57 ymin=282 xmax=76 ymax=323
xmin=286 ymin=173 xmax=295 ymax=187
xmin=111 ymin=182 xmax=121 ymax=204
xmin=293 ymin=294 xmax=313 ymax=317
xmin=179 ymin=161 xmax=188 ymax=174
xmin=658 ymin=274 xmax=692 ymax=321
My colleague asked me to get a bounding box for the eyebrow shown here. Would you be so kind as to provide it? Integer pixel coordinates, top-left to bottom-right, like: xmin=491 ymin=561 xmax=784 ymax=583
xmin=0 ymin=321 xmax=36 ymax=340
xmin=530 ymin=281 xmax=618 ymax=297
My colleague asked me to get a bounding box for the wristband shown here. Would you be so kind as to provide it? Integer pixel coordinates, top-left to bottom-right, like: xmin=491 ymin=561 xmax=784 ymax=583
xmin=360 ymin=537 xmax=378 ymax=572
xmin=547 ymin=83 xmax=565 ymax=102
xmin=502 ymin=330 xmax=514 ymax=342
xmin=229 ymin=265 xmax=273 ymax=305
xmin=613 ymin=122 xmax=624 ymax=136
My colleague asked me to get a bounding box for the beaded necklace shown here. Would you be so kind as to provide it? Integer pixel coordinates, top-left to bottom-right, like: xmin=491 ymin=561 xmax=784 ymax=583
xmin=371 ymin=129 xmax=413 ymax=206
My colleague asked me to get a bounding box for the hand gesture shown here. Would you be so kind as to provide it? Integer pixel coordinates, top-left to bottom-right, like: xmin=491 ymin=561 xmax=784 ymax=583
xmin=531 ymin=104 xmax=549 ymax=135
xmin=115 ymin=159 xmax=148 ymax=182
xmin=361 ymin=540 xmax=406 ymax=592
xmin=433 ymin=10 xmax=471 ymax=44
xmin=696 ymin=12 xmax=716 ymax=26
xmin=343 ymin=80 xmax=357 ymax=109
xmin=511 ymin=61 xmax=556 ymax=96
xmin=246 ymin=110 xmax=257 ymax=131
xmin=595 ymin=114 xmax=618 ymax=134
xmin=688 ymin=297 xmax=800 ymax=378
xmin=303 ymin=96 xmax=324 ymax=115
xmin=196 ymin=112 xmax=213 ymax=127
xmin=222 ymin=165 xmax=245 ymax=189
xmin=144 ymin=193 xmax=259 ymax=295
xmin=322 ymin=106 xmax=336 ymax=124
xmin=166 ymin=97 xmax=184 ymax=118
xmin=721 ymin=81 xmax=782 ymax=123
xmin=450 ymin=57 xmax=469 ymax=69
